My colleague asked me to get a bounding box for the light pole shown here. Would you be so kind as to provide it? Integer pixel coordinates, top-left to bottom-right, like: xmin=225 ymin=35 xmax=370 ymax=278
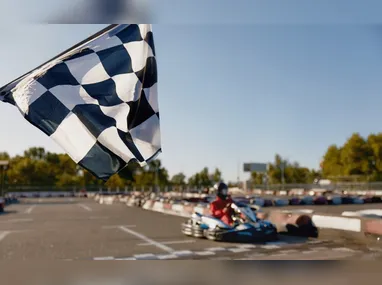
xmin=0 ymin=161 xmax=9 ymax=197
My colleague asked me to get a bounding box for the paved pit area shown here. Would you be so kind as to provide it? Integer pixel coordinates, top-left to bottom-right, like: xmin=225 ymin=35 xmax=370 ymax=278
xmin=0 ymin=198 xmax=381 ymax=260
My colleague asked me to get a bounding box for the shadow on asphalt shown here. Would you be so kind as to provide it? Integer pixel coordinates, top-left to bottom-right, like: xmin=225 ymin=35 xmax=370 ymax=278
xmin=199 ymin=234 xmax=311 ymax=246
xmin=0 ymin=210 xmax=18 ymax=216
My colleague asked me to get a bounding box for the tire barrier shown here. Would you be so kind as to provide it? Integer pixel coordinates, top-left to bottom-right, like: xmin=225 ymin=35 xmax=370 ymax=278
xmin=301 ymin=196 xmax=314 ymax=205
xmin=313 ymin=196 xmax=328 ymax=205
xmin=0 ymin=198 xmax=5 ymax=213
xmin=0 ymin=195 xmax=19 ymax=213
xmin=328 ymin=196 xmax=342 ymax=205
xmin=273 ymin=198 xmax=290 ymax=206
xmin=266 ymin=211 xmax=318 ymax=238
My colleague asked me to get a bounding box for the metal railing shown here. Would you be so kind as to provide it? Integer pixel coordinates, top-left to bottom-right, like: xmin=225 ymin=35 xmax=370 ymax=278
xmin=3 ymin=181 xmax=382 ymax=194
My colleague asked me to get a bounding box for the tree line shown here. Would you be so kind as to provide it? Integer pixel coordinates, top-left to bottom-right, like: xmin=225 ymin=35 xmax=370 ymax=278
xmin=0 ymin=132 xmax=381 ymax=189
xmin=251 ymin=132 xmax=382 ymax=185
xmin=321 ymin=133 xmax=382 ymax=182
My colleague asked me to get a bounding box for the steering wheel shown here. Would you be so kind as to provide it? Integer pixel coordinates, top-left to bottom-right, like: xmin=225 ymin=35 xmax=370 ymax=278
xmin=230 ymin=205 xmax=246 ymax=224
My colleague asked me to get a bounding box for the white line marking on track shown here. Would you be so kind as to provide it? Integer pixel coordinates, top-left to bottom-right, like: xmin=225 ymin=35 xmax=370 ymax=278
xmin=172 ymin=250 xmax=194 ymax=256
xmin=333 ymin=247 xmax=359 ymax=253
xmin=307 ymin=240 xmax=324 ymax=244
xmin=102 ymin=225 xmax=136 ymax=229
xmin=24 ymin=205 xmax=36 ymax=214
xmin=117 ymin=226 xmax=174 ymax=253
xmin=138 ymin=240 xmax=195 ymax=246
xmin=78 ymin=204 xmax=92 ymax=212
xmin=237 ymin=244 xmax=257 ymax=249
xmin=93 ymin=256 xmax=115 ymax=260
xmin=134 ymin=253 xmax=157 ymax=259
xmin=157 ymin=254 xmax=179 ymax=260
xmin=228 ymin=248 xmax=251 ymax=253
xmin=0 ymin=231 xmax=10 ymax=242
xmin=260 ymin=245 xmax=281 ymax=250
xmin=195 ymin=251 xmax=216 ymax=256
xmin=279 ymin=249 xmax=299 ymax=254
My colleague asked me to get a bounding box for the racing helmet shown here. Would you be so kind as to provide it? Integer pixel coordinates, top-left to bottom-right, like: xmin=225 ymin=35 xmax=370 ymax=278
xmin=214 ymin=182 xmax=229 ymax=200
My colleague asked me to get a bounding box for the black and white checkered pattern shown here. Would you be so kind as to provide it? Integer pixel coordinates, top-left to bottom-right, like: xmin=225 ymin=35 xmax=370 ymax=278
xmin=0 ymin=24 xmax=160 ymax=181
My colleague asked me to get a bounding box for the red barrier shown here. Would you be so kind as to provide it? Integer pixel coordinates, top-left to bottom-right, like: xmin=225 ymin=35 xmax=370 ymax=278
xmin=163 ymin=203 xmax=172 ymax=210
xmin=363 ymin=219 xmax=382 ymax=236
xmin=183 ymin=205 xmax=195 ymax=214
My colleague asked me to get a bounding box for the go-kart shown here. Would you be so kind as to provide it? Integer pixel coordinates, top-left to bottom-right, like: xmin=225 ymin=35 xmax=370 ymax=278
xmin=181 ymin=202 xmax=278 ymax=242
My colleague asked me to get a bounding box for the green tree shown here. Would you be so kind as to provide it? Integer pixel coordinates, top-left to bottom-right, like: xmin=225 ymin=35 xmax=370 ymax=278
xmin=81 ymin=169 xmax=104 ymax=186
xmin=321 ymin=145 xmax=343 ymax=178
xmin=287 ymin=164 xmax=311 ymax=183
xmin=7 ymin=155 xmax=52 ymax=185
xmin=118 ymin=160 xmax=141 ymax=185
xmin=307 ymin=169 xmax=321 ymax=183
xmin=0 ymin=152 xmax=10 ymax=160
xmin=367 ymin=133 xmax=382 ymax=181
xmin=264 ymin=154 xmax=315 ymax=184
xmin=251 ymin=171 xmax=265 ymax=185
xmin=199 ymin=167 xmax=212 ymax=187
xmin=105 ymin=174 xmax=125 ymax=189
xmin=267 ymin=154 xmax=287 ymax=184
xmin=24 ymin=147 xmax=46 ymax=161
xmin=340 ymin=133 xmax=373 ymax=179
xmin=131 ymin=159 xmax=169 ymax=188
xmin=171 ymin=173 xmax=186 ymax=186
xmin=212 ymin=168 xmax=222 ymax=183
xmin=188 ymin=173 xmax=201 ymax=187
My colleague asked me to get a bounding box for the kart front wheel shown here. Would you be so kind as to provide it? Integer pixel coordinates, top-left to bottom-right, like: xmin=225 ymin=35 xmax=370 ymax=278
xmin=181 ymin=222 xmax=205 ymax=238
xmin=205 ymin=229 xmax=225 ymax=241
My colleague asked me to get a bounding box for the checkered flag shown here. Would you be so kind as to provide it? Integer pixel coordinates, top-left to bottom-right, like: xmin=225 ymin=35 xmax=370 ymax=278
xmin=0 ymin=24 xmax=161 ymax=181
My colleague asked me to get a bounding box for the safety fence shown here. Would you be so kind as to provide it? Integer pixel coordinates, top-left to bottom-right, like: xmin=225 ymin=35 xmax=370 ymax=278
xmin=3 ymin=182 xmax=382 ymax=198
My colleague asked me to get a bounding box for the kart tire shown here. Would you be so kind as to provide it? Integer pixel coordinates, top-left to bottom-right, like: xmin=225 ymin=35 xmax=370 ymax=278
xmin=205 ymin=229 xmax=225 ymax=241
xmin=285 ymin=224 xmax=318 ymax=238
xmin=181 ymin=222 xmax=205 ymax=238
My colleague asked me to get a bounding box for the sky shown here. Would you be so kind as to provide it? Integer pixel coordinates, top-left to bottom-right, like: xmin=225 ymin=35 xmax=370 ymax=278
xmin=1 ymin=1 xmax=382 ymax=182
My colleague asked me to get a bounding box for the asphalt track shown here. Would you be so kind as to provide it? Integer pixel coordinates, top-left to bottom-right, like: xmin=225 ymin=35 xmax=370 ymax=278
xmin=0 ymin=198 xmax=381 ymax=260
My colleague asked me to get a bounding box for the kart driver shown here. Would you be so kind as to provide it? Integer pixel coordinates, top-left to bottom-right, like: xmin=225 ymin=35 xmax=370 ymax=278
xmin=210 ymin=182 xmax=235 ymax=225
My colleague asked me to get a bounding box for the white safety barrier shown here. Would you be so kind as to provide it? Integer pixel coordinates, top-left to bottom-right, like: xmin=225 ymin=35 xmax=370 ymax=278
xmin=342 ymin=209 xmax=382 ymax=218
xmin=312 ymin=215 xmax=361 ymax=232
